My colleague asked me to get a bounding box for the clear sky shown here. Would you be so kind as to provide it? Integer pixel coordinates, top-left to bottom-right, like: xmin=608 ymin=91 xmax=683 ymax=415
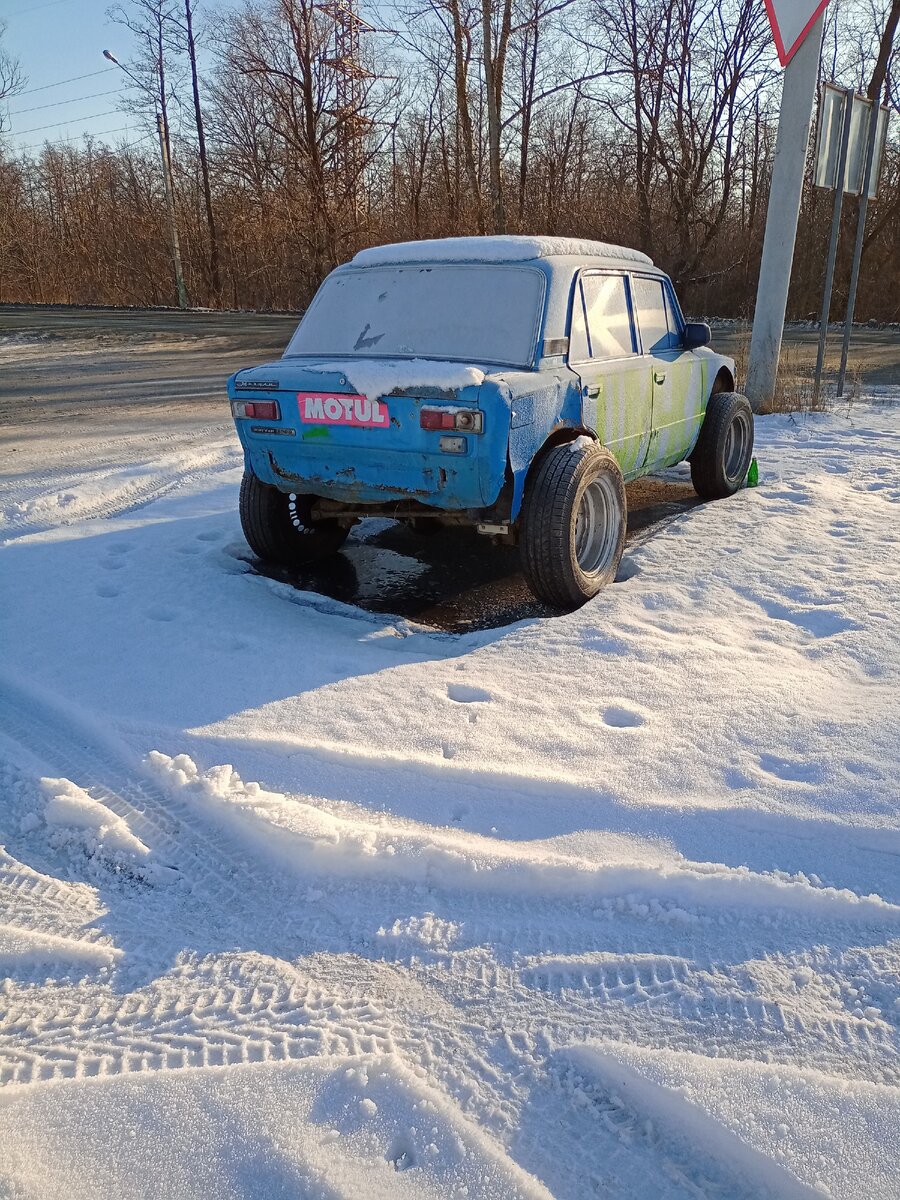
xmin=1 ymin=0 xmax=149 ymax=154
xmin=0 ymin=0 xmax=246 ymax=154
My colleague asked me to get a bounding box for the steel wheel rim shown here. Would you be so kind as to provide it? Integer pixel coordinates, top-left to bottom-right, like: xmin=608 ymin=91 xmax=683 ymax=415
xmin=724 ymin=411 xmax=751 ymax=479
xmin=574 ymin=476 xmax=619 ymax=574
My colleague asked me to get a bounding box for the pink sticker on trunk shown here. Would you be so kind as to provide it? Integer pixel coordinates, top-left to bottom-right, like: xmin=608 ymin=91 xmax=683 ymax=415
xmin=297 ymin=391 xmax=389 ymax=428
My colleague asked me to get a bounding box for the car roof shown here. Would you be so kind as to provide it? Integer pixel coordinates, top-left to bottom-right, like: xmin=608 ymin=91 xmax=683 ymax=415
xmin=350 ymin=235 xmax=654 ymax=270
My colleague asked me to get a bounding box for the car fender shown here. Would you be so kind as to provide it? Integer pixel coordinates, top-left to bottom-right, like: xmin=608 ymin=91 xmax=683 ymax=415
xmin=505 ymin=371 xmax=583 ymax=519
xmin=695 ymin=347 xmax=737 ymax=407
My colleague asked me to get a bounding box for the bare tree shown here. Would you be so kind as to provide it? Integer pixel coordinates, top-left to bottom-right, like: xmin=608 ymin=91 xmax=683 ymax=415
xmin=179 ymin=0 xmax=221 ymax=299
xmin=0 ymin=20 xmax=25 ymax=134
xmin=1 ymin=0 xmax=897 ymax=319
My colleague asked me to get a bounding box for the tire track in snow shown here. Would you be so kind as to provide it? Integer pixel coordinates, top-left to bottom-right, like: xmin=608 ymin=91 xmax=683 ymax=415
xmin=0 ymin=443 xmax=240 ymax=540
xmin=0 ymin=849 xmax=100 ymax=921
xmin=516 ymin=952 xmax=898 ymax=1060
xmin=0 ymin=972 xmax=398 ymax=1086
xmin=2 ymin=681 xmax=898 ymax=1159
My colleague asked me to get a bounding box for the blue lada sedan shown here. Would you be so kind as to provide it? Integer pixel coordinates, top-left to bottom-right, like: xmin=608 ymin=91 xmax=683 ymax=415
xmin=229 ymin=236 xmax=752 ymax=608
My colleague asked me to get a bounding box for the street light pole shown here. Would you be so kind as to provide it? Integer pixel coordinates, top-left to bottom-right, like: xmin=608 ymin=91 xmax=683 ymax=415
xmin=103 ymin=50 xmax=189 ymax=311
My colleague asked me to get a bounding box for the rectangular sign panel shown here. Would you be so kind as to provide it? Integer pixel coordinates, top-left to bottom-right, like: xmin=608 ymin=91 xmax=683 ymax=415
xmin=814 ymin=83 xmax=891 ymax=198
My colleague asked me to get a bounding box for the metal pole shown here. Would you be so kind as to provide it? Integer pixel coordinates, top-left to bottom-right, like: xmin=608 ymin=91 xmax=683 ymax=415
xmin=745 ymin=16 xmax=824 ymax=413
xmin=156 ymin=111 xmax=189 ymax=311
xmin=836 ymin=98 xmax=881 ymax=396
xmin=813 ymin=86 xmax=854 ymax=404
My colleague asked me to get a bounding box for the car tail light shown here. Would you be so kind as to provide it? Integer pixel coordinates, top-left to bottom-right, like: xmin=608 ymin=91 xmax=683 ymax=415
xmin=232 ymin=400 xmax=281 ymax=420
xmin=420 ymin=407 xmax=483 ymax=433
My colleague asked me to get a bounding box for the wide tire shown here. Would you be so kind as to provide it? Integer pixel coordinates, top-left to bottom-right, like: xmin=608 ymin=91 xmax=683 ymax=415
xmin=520 ymin=441 xmax=627 ymax=609
xmin=690 ymin=391 xmax=754 ymax=500
xmin=239 ymin=470 xmax=348 ymax=566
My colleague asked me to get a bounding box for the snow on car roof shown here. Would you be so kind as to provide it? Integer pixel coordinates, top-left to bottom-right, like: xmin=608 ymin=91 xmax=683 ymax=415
xmin=351 ymin=235 xmax=654 ymax=268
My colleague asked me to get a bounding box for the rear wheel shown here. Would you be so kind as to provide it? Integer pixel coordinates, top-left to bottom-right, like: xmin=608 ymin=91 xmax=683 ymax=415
xmin=239 ymin=470 xmax=348 ymax=566
xmin=690 ymin=391 xmax=754 ymax=500
xmin=520 ymin=441 xmax=627 ymax=609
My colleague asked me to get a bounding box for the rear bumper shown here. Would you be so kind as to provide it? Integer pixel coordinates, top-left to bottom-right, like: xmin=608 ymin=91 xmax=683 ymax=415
xmin=243 ymin=439 xmax=494 ymax=509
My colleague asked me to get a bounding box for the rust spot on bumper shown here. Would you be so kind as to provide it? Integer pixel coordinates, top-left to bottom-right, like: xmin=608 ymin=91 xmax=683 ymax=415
xmin=267 ymin=452 xmax=431 ymax=499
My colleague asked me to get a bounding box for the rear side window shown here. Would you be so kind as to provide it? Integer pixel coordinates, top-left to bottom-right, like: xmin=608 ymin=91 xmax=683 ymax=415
xmin=632 ymin=276 xmax=682 ymax=353
xmin=569 ymin=272 xmax=636 ymax=361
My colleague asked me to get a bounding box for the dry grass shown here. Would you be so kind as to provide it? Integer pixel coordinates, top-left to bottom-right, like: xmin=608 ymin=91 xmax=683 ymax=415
xmin=730 ymin=328 xmax=866 ymax=414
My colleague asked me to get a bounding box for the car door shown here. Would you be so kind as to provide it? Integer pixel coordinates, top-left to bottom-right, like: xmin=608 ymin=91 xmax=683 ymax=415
xmin=630 ymin=274 xmax=705 ymax=469
xmin=570 ymin=271 xmax=652 ymax=478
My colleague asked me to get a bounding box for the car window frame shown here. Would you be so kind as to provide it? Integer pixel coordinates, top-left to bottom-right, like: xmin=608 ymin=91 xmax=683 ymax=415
xmin=566 ymin=269 xmax=639 ymax=366
xmin=630 ymin=272 xmax=687 ymax=355
xmin=662 ymin=278 xmax=686 ymax=343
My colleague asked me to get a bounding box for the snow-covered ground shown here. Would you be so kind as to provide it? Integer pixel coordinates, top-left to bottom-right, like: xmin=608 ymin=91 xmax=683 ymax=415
xmin=1 ymin=398 xmax=899 ymax=1199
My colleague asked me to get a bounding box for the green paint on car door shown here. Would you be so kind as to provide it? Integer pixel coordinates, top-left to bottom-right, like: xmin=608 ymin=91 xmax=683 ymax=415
xmin=631 ymin=275 xmax=705 ymax=471
xmin=572 ymin=271 xmax=653 ymax=478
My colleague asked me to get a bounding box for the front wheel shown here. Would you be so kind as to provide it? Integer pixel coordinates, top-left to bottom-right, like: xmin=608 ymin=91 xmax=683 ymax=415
xmin=690 ymin=391 xmax=754 ymax=500
xmin=239 ymin=470 xmax=348 ymax=567
xmin=520 ymin=441 xmax=627 ymax=609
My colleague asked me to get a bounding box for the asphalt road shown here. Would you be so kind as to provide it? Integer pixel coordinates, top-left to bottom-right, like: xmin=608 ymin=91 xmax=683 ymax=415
xmin=2 ymin=305 xmax=896 ymax=630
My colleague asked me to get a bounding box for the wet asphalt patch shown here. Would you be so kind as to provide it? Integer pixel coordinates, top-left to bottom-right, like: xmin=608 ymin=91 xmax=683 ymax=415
xmin=249 ymin=476 xmax=702 ymax=633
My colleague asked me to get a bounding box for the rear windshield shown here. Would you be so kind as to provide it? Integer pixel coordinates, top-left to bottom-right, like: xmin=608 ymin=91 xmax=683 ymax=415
xmin=284 ymin=264 xmax=545 ymax=369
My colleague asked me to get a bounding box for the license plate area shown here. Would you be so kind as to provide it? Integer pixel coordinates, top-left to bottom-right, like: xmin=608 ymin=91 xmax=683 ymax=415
xmin=298 ymin=391 xmax=389 ymax=429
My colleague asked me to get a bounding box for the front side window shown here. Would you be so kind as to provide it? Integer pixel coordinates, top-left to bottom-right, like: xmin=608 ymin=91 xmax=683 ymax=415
xmin=284 ymin=264 xmax=545 ymax=369
xmin=569 ymin=272 xmax=636 ymax=361
xmin=632 ymin=276 xmax=682 ymax=353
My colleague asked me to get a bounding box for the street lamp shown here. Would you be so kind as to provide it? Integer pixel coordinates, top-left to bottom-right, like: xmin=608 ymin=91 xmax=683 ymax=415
xmin=103 ymin=50 xmax=189 ymax=311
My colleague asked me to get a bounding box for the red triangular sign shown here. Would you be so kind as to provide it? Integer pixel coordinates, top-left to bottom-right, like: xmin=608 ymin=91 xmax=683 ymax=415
xmin=764 ymin=0 xmax=832 ymax=65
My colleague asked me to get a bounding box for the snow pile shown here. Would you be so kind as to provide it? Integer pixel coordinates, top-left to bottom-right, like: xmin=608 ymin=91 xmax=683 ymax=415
xmin=302 ymin=358 xmax=486 ymax=401
xmin=145 ymin=752 xmax=900 ymax=923
xmin=564 ymin=1043 xmax=900 ymax=1200
xmin=0 ymin=924 xmax=120 ymax=972
xmin=39 ymin=777 xmax=155 ymax=880
xmin=0 ymin=1055 xmax=553 ymax=1200
xmin=352 ymin=236 xmax=652 ymax=267
xmin=377 ymin=913 xmax=462 ymax=950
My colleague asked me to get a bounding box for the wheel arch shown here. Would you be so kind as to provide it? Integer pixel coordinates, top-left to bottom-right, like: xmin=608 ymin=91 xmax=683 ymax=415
xmin=510 ymin=424 xmax=600 ymax=520
xmin=711 ymin=365 xmax=735 ymax=396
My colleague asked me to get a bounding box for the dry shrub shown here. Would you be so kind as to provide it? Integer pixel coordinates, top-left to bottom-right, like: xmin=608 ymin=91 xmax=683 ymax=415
xmin=730 ymin=327 xmax=866 ymax=413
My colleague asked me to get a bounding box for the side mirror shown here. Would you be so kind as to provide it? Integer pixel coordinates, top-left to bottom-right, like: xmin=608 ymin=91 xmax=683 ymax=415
xmin=683 ymin=322 xmax=711 ymax=350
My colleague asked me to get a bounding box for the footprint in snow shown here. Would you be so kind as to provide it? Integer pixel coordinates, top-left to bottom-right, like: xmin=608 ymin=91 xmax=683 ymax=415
xmin=96 ymin=583 xmax=121 ymax=599
xmin=447 ymin=683 xmax=491 ymax=704
xmin=763 ymin=485 xmax=812 ymax=504
xmin=758 ymin=753 xmax=824 ymax=784
xmin=146 ymin=606 xmax=179 ymax=623
xmin=584 ymin=635 xmax=630 ymax=656
xmin=723 ymin=766 xmax=756 ymax=790
xmin=196 ymin=529 xmax=224 ymax=542
xmin=601 ymin=705 xmax=646 ymax=729
xmin=101 ymin=542 xmax=133 ymax=569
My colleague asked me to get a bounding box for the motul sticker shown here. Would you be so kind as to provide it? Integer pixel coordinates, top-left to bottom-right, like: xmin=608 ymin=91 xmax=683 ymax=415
xmin=298 ymin=392 xmax=388 ymax=428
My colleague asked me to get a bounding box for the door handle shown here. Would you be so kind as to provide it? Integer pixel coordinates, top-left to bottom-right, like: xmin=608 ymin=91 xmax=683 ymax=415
xmin=586 ymin=385 xmax=601 ymax=399
xmin=654 ymin=372 xmax=667 ymax=385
